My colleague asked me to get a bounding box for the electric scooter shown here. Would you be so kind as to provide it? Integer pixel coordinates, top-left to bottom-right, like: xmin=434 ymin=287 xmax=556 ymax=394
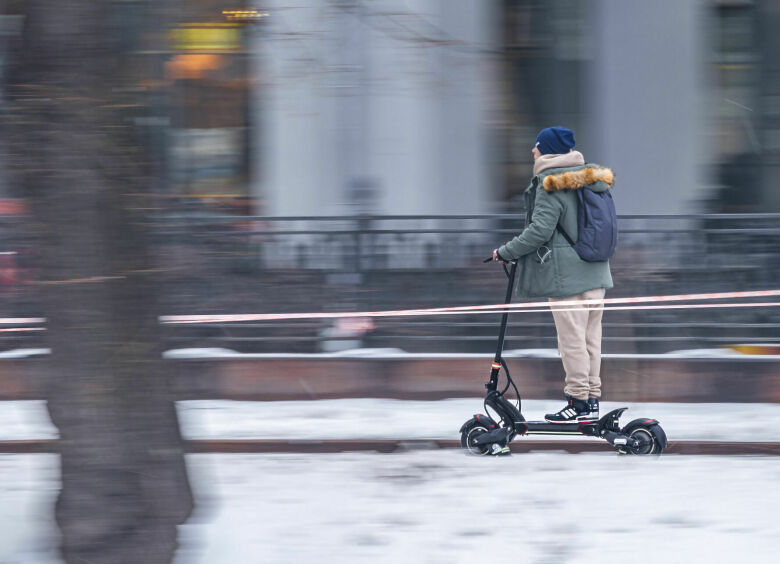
xmin=459 ymin=259 xmax=668 ymax=456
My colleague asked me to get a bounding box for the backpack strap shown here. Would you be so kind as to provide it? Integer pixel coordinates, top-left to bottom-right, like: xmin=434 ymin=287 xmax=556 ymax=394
xmin=556 ymin=223 xmax=575 ymax=246
xmin=543 ymin=165 xmax=589 ymax=247
xmin=555 ymin=183 xmax=590 ymax=247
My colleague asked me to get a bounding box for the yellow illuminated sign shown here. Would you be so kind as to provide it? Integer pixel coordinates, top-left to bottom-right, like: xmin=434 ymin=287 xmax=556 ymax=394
xmin=223 ymin=10 xmax=269 ymax=21
xmin=170 ymin=25 xmax=242 ymax=52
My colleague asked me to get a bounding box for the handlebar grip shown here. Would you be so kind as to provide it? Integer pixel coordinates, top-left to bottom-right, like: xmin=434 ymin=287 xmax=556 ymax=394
xmin=483 ymin=256 xmax=494 ymax=263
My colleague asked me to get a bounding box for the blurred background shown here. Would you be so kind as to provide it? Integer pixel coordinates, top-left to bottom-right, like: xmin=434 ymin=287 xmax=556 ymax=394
xmin=3 ymin=0 xmax=779 ymax=355
xmin=1 ymin=1 xmax=780 ymax=563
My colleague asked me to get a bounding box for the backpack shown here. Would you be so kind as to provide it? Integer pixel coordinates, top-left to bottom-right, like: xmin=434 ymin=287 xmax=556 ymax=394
xmin=555 ymin=187 xmax=618 ymax=262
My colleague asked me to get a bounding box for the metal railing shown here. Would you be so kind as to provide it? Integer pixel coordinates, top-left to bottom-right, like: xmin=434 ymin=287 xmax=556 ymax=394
xmin=150 ymin=212 xmax=780 ymax=354
xmin=3 ymin=212 xmax=780 ymax=354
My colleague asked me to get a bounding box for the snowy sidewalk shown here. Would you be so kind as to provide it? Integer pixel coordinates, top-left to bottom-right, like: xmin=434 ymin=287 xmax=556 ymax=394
xmin=173 ymin=451 xmax=780 ymax=564
xmin=3 ymin=451 xmax=780 ymax=564
xmin=3 ymin=399 xmax=780 ymax=443
xmin=175 ymin=399 xmax=780 ymax=443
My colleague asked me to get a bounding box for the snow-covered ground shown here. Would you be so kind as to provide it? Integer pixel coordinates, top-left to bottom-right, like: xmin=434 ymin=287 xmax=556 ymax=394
xmin=162 ymin=346 xmax=780 ymax=360
xmin=3 ymin=400 xmax=780 ymax=563
xmin=4 ymin=346 xmax=780 ymax=360
xmin=4 ymin=398 xmax=780 ymax=443
xmin=178 ymin=398 xmax=780 ymax=443
xmin=173 ymin=451 xmax=780 ymax=564
xmin=3 ymin=452 xmax=779 ymax=564
xmin=0 ymin=401 xmax=59 ymax=441
xmin=0 ymin=455 xmax=60 ymax=564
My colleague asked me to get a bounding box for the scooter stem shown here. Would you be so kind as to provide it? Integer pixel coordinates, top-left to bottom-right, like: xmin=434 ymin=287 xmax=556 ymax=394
xmin=487 ymin=260 xmax=518 ymax=391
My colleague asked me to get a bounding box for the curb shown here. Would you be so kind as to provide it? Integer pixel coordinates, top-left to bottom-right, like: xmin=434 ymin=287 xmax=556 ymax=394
xmin=3 ymin=439 xmax=779 ymax=456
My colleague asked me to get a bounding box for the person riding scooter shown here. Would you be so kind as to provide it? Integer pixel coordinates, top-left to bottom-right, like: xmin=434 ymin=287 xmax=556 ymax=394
xmin=492 ymin=126 xmax=615 ymax=423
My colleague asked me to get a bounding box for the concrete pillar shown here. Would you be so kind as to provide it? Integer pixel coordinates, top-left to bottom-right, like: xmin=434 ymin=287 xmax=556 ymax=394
xmin=251 ymin=0 xmax=499 ymax=217
xmin=587 ymin=0 xmax=709 ymax=214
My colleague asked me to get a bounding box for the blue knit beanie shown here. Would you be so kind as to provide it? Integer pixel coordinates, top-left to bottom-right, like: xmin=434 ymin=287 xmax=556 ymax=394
xmin=535 ymin=126 xmax=575 ymax=155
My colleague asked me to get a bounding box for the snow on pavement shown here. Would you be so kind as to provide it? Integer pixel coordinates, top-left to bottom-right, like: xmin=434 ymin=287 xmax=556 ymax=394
xmin=0 ymin=455 xmax=60 ymax=564
xmin=174 ymin=451 xmax=780 ymax=564
xmin=0 ymin=401 xmax=59 ymax=441
xmin=2 ymin=451 xmax=780 ymax=563
xmin=4 ymin=399 xmax=780 ymax=443
xmin=174 ymin=398 xmax=780 ymax=443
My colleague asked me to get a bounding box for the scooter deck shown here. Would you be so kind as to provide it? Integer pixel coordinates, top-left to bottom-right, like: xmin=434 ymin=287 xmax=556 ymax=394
xmin=471 ymin=409 xmax=629 ymax=448
xmin=519 ymin=419 xmax=599 ymax=436
xmin=514 ymin=409 xmax=627 ymax=437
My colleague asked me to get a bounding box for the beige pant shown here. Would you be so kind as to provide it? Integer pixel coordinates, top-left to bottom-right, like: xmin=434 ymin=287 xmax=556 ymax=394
xmin=549 ymin=287 xmax=606 ymax=401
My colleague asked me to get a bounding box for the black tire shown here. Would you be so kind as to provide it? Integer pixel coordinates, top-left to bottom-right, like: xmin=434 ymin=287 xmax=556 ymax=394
xmin=621 ymin=423 xmax=667 ymax=456
xmin=460 ymin=419 xmax=492 ymax=455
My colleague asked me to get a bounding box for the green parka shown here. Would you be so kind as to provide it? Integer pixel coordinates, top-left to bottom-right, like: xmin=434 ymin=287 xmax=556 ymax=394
xmin=498 ymin=163 xmax=615 ymax=299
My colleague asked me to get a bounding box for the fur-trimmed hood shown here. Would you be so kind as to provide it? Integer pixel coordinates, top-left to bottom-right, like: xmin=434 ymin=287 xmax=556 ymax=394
xmin=542 ymin=166 xmax=614 ymax=192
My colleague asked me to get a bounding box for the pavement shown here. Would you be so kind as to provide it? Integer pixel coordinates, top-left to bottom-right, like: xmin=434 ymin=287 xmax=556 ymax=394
xmin=3 ymin=398 xmax=780 ymax=443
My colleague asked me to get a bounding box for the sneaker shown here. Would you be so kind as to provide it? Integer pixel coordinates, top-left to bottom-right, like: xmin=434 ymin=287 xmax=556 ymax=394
xmin=587 ymin=397 xmax=600 ymax=421
xmin=489 ymin=444 xmax=511 ymax=456
xmin=545 ymin=396 xmax=591 ymax=423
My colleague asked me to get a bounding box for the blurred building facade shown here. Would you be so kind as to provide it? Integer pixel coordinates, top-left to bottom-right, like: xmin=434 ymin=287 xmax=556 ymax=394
xmin=0 ymin=1 xmax=778 ymax=354
xmin=4 ymin=1 xmax=775 ymax=216
xmin=251 ymin=0 xmax=780 ymax=217
xmin=161 ymin=0 xmax=253 ymax=207
xmin=252 ymin=0 xmax=501 ymax=217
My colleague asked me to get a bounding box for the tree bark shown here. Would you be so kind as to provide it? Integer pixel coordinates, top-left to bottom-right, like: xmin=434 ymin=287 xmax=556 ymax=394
xmin=5 ymin=2 xmax=193 ymax=562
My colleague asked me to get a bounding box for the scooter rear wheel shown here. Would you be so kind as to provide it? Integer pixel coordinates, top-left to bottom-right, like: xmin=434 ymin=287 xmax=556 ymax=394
xmin=622 ymin=424 xmax=667 ymax=455
xmin=460 ymin=420 xmax=492 ymax=455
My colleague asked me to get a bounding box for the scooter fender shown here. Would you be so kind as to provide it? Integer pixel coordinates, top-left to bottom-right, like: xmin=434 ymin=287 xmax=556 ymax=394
xmin=621 ymin=418 xmax=669 ymax=449
xmin=459 ymin=413 xmax=498 ymax=433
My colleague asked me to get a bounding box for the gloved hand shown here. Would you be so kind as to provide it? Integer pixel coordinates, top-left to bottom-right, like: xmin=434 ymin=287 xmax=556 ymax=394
xmin=492 ymin=248 xmax=508 ymax=262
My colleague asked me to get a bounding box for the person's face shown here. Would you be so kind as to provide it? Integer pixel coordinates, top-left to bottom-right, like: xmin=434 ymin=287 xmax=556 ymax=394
xmin=532 ymin=145 xmax=541 ymax=161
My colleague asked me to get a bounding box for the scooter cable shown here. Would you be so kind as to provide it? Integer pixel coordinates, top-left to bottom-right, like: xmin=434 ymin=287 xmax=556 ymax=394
xmin=499 ymin=357 xmax=521 ymax=412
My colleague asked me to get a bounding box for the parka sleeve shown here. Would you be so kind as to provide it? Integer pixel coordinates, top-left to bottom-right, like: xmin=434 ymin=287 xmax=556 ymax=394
xmin=498 ymin=187 xmax=564 ymax=260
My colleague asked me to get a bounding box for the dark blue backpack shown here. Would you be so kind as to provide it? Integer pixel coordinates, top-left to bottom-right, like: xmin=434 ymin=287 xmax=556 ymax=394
xmin=556 ymin=188 xmax=618 ymax=262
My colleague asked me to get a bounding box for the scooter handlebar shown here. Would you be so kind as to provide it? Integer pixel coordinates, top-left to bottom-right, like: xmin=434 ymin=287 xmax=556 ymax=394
xmin=484 ymin=255 xmax=514 ymax=264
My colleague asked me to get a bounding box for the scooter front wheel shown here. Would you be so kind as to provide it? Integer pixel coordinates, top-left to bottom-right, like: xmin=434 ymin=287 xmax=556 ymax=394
xmin=460 ymin=418 xmax=492 ymax=455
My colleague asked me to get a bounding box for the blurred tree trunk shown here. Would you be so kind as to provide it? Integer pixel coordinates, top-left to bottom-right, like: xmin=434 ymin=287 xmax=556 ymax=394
xmin=5 ymin=2 xmax=193 ymax=563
